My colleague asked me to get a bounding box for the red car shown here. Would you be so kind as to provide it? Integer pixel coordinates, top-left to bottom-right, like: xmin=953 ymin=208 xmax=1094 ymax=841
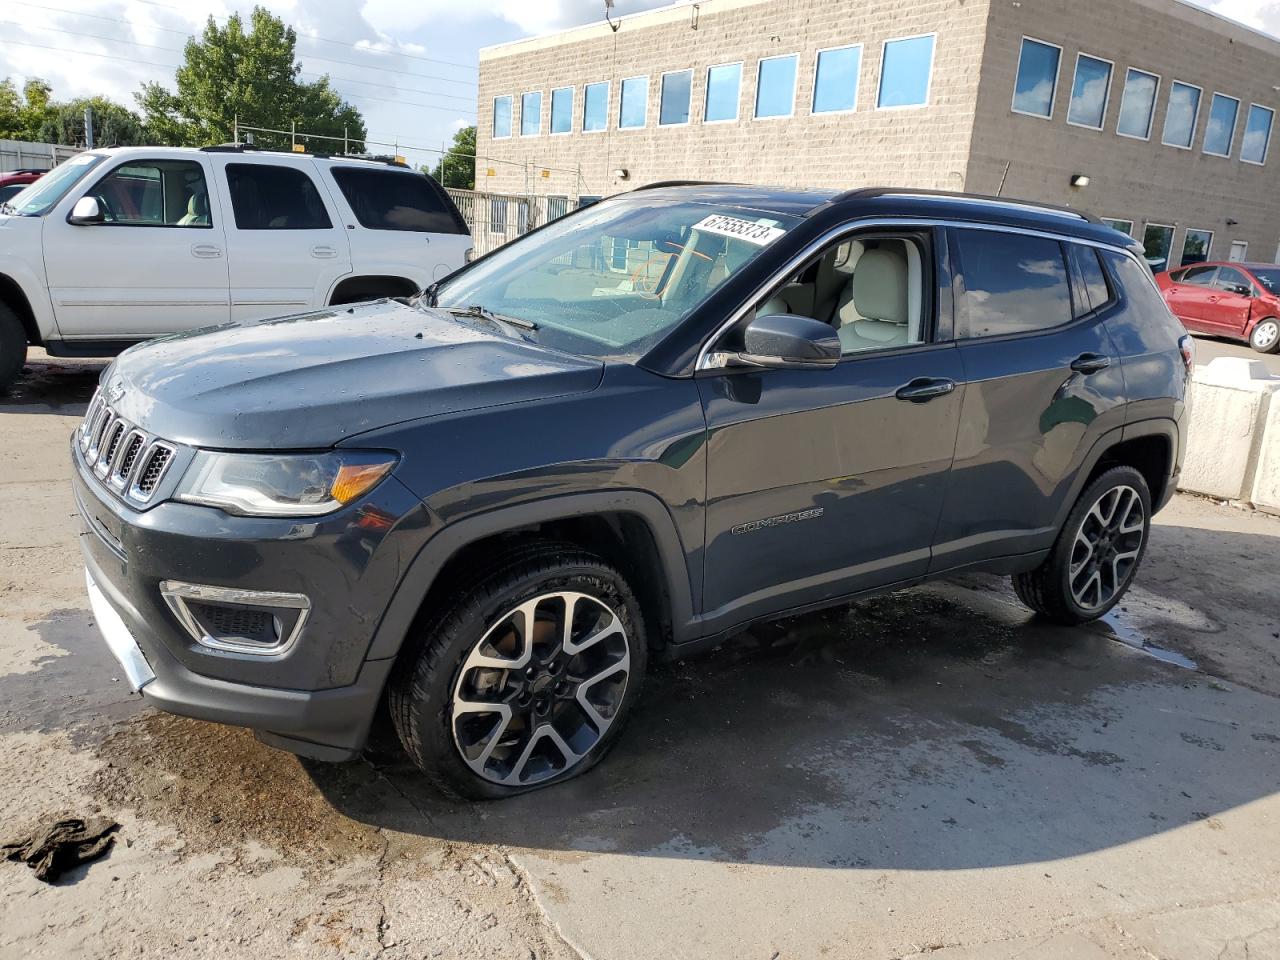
xmin=0 ymin=169 xmax=44 ymax=206
xmin=1155 ymin=261 xmax=1280 ymax=354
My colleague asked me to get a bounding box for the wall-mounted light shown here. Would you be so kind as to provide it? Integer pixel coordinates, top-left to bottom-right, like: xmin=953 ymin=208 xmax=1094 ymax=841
xmin=613 ymin=168 xmax=630 ymax=180
xmin=1226 ymin=218 xmax=1239 ymax=226
xmin=1070 ymin=174 xmax=1090 ymax=188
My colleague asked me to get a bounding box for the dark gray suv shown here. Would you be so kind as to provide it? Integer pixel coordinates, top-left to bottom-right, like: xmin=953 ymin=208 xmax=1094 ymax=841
xmin=72 ymin=186 xmax=1191 ymax=798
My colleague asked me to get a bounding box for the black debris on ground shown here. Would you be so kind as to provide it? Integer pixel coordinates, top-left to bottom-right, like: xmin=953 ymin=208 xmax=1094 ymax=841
xmin=2 ymin=815 xmax=120 ymax=883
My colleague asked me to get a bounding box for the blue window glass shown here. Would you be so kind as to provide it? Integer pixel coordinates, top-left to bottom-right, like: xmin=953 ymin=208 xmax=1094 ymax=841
xmin=520 ymin=92 xmax=541 ymax=136
xmin=583 ymin=82 xmax=608 ymax=132
xmin=660 ymin=70 xmax=692 ymax=125
xmin=813 ymin=45 xmax=861 ymax=114
xmin=1117 ymin=69 xmax=1159 ymax=139
xmin=1162 ymin=81 xmax=1201 ymax=148
xmin=1203 ymin=94 xmax=1239 ymax=156
xmin=1012 ymin=38 xmax=1059 ymax=117
xmin=550 ymin=87 xmax=573 ymax=134
xmin=755 ymin=55 xmax=798 ymax=118
xmin=619 ymin=76 xmax=648 ymax=129
xmin=1067 ymin=54 xmax=1110 ymax=128
xmin=878 ymin=35 xmax=935 ymax=109
xmin=1242 ymin=103 xmax=1274 ymax=164
xmin=704 ymin=63 xmax=741 ymax=121
xmin=492 ymin=96 xmax=512 ymax=139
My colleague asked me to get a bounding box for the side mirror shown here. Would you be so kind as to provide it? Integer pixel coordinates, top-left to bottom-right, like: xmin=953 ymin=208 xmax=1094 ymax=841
xmin=68 ymin=196 xmax=104 ymax=225
xmin=738 ymin=314 xmax=841 ymax=370
xmin=1224 ymin=283 xmax=1252 ymax=297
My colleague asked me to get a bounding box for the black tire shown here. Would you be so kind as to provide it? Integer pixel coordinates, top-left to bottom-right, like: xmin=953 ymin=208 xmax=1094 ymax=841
xmin=1012 ymin=465 xmax=1152 ymax=625
xmin=388 ymin=543 xmax=648 ymax=800
xmin=0 ymin=301 xmax=28 ymax=393
xmin=1249 ymin=317 xmax=1280 ymax=354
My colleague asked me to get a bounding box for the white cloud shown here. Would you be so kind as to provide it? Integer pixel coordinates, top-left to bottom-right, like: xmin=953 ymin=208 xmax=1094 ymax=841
xmin=359 ymin=0 xmax=676 ymax=37
xmin=1200 ymin=0 xmax=1280 ymax=33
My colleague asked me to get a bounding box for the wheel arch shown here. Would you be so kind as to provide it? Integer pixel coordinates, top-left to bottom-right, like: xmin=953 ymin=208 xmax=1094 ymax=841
xmin=0 ymin=272 xmax=41 ymax=345
xmin=328 ymin=274 xmax=420 ymax=305
xmin=1055 ymin=420 xmax=1178 ymax=534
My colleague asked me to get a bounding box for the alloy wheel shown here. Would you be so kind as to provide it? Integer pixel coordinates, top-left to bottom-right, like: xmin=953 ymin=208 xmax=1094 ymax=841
xmin=1068 ymin=485 xmax=1145 ymax=612
xmin=451 ymin=591 xmax=631 ymax=786
xmin=1253 ymin=320 xmax=1279 ymax=351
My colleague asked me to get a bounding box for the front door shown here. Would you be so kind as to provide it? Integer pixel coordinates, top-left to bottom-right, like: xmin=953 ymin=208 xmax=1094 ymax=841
xmin=1205 ymin=266 xmax=1255 ymax=336
xmin=43 ymin=156 xmax=229 ymax=337
xmin=697 ymin=228 xmax=964 ymax=632
xmin=1164 ymin=264 xmax=1219 ymax=331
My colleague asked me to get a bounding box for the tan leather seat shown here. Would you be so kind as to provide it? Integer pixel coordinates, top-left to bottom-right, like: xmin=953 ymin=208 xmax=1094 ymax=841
xmin=835 ymin=246 xmax=910 ymax=353
xmin=177 ymin=191 xmax=209 ymax=226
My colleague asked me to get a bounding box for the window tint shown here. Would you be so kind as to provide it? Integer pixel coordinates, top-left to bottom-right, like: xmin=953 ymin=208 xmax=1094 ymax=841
xmin=1071 ymin=244 xmax=1112 ymax=315
xmin=520 ymin=92 xmax=542 ymax=136
xmin=330 ymin=168 xmax=463 ymax=235
xmin=1203 ymin=93 xmax=1239 ymax=156
xmin=583 ymin=82 xmax=609 ymax=132
xmin=493 ymin=96 xmax=512 ymax=138
xmin=1141 ymin=224 xmax=1174 ymax=271
xmin=755 ymin=55 xmax=798 ymax=118
xmin=1242 ymin=104 xmax=1274 ymax=164
xmin=813 ymin=45 xmax=861 ymax=113
xmin=619 ymin=76 xmax=648 ymax=128
xmin=1068 ymin=54 xmax=1111 ymax=128
xmin=1181 ymin=228 xmax=1213 ymax=265
xmin=92 ymin=160 xmax=210 ymax=227
xmin=1013 ymin=38 xmax=1060 ymax=117
xmin=1117 ymin=68 xmax=1159 ymax=138
xmin=1216 ymin=267 xmax=1251 ymax=292
xmin=1102 ymin=249 xmax=1174 ymax=321
xmin=955 ymin=229 xmax=1071 ymax=338
xmin=1181 ymin=265 xmax=1217 ymax=286
xmin=879 ymin=35 xmax=934 ymax=108
xmin=705 ymin=63 xmax=741 ymax=121
xmin=659 ymin=70 xmax=692 ymax=125
xmin=1162 ymin=81 xmax=1201 ymax=148
xmin=1250 ymin=267 xmax=1279 ymax=293
xmin=550 ymin=87 xmax=573 ymax=134
xmin=226 ymin=163 xmax=331 ymax=230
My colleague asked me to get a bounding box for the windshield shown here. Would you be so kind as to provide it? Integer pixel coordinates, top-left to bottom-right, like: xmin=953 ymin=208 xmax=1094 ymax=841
xmin=2 ymin=154 xmax=104 ymax=216
xmin=433 ymin=197 xmax=800 ymax=359
xmin=1252 ymin=268 xmax=1280 ymax=294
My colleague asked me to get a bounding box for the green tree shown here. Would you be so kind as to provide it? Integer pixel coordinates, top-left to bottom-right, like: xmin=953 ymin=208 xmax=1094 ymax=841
xmin=0 ymin=78 xmax=57 ymax=141
xmin=428 ymin=125 xmax=475 ymax=189
xmin=135 ymin=6 xmax=366 ymax=150
xmin=38 ymin=97 xmax=148 ymax=147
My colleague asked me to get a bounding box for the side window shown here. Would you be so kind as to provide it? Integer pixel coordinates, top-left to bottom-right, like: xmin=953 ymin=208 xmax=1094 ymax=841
xmin=754 ymin=234 xmax=930 ymax=356
xmin=225 ymin=163 xmax=332 ymax=230
xmin=954 ymin=229 xmax=1071 ymax=338
xmin=1181 ymin=264 xmax=1218 ymax=286
xmin=1100 ymin=249 xmax=1174 ymax=320
xmin=1069 ymin=243 xmax=1114 ymax=315
xmin=89 ymin=160 xmax=210 ymax=228
xmin=1215 ymin=266 xmax=1252 ymax=294
xmin=330 ymin=168 xmax=464 ymax=234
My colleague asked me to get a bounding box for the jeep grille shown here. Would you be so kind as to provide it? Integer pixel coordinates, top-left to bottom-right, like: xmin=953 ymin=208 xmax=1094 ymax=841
xmin=78 ymin=389 xmax=177 ymax=505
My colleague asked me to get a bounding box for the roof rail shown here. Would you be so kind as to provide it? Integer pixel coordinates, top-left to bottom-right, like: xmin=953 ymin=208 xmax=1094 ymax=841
xmin=836 ymin=187 xmax=1099 ymax=224
xmin=199 ymin=144 xmax=261 ymax=153
xmin=632 ymin=180 xmax=733 ymax=191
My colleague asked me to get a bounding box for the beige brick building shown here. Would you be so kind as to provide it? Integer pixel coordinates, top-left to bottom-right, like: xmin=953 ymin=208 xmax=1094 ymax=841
xmin=475 ymin=0 xmax=1280 ymax=268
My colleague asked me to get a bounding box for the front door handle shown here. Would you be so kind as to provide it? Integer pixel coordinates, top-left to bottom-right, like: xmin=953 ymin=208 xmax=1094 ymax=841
xmin=1206 ymin=295 xmax=1221 ymax=303
xmin=190 ymin=243 xmax=222 ymax=258
xmin=1070 ymin=353 xmax=1112 ymax=374
xmin=895 ymin=377 xmax=956 ymax=403
xmin=311 ymin=245 xmax=338 ymax=259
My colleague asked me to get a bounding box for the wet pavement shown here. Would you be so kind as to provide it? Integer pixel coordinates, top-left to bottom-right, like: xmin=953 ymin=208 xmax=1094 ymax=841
xmin=2 ymin=351 xmax=1279 ymax=959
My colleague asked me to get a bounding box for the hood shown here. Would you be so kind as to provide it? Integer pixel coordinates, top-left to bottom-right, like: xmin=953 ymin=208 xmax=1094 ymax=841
xmin=105 ymin=300 xmax=604 ymax=449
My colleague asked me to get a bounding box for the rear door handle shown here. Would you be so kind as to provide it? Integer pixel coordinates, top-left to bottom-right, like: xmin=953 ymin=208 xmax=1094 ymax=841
xmin=190 ymin=243 xmax=222 ymax=259
xmin=895 ymin=377 xmax=956 ymax=403
xmin=1070 ymin=353 xmax=1112 ymax=374
xmin=311 ymin=245 xmax=338 ymax=259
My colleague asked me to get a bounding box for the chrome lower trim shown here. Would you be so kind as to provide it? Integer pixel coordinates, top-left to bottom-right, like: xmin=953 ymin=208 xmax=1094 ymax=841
xmin=85 ymin=570 xmax=156 ymax=692
xmin=159 ymin=580 xmax=311 ymax=658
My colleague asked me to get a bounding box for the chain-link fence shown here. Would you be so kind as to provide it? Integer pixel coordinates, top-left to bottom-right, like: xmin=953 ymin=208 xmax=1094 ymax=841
xmin=446 ymin=189 xmax=602 ymax=256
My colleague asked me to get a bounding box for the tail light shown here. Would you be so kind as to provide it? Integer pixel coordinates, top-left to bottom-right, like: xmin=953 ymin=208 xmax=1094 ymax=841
xmin=1178 ymin=334 xmax=1195 ymax=373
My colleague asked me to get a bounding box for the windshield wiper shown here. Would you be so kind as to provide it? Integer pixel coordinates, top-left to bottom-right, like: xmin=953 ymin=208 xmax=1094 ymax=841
xmin=446 ymin=304 xmax=538 ymax=337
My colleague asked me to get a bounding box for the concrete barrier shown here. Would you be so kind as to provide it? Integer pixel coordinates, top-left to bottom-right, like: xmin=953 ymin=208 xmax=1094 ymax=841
xmin=1178 ymin=357 xmax=1280 ymax=507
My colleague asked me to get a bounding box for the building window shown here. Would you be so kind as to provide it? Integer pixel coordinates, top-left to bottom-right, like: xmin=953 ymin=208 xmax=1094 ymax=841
xmin=577 ymin=195 xmax=602 ymax=209
xmin=755 ymin=54 xmax=798 ymax=119
xmin=1012 ymin=37 xmax=1061 ymax=118
xmin=1102 ymin=218 xmax=1134 ymax=236
xmin=878 ymin=34 xmax=935 ymax=109
xmin=812 ymin=44 xmax=861 ymax=114
xmin=582 ymin=81 xmax=609 ymax=133
xmin=1117 ymin=68 xmax=1159 ymax=140
xmin=492 ymin=96 xmax=512 ymax=139
xmin=704 ymin=62 xmax=742 ymax=122
xmin=619 ymin=76 xmax=648 ymax=129
xmin=660 ymin=69 xmax=693 ymax=126
xmin=1142 ymin=223 xmax=1175 ymax=272
xmin=1203 ymin=93 xmax=1239 ymax=157
xmin=1242 ymin=103 xmax=1274 ymax=164
xmin=1181 ymin=228 xmax=1214 ymax=265
xmin=1067 ymin=53 xmax=1112 ymax=129
xmin=1161 ymin=81 xmax=1201 ymax=149
xmin=520 ymin=92 xmax=542 ymax=136
xmin=550 ymin=87 xmax=573 ymax=134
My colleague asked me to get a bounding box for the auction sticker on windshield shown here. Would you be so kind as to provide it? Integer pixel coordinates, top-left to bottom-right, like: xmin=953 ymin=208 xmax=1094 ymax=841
xmin=693 ymin=214 xmax=787 ymax=246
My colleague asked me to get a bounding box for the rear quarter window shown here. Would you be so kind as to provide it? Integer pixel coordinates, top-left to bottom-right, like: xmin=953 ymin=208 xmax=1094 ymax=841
xmin=1099 ymin=248 xmax=1185 ymax=347
xmin=330 ymin=167 xmax=466 ymax=234
xmin=954 ymin=229 xmax=1072 ymax=338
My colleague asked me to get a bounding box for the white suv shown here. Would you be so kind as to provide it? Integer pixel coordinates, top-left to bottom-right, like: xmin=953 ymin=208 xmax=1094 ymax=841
xmin=0 ymin=146 xmax=473 ymax=389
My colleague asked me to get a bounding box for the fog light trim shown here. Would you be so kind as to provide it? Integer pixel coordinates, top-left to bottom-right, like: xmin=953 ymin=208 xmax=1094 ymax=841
xmin=160 ymin=580 xmax=310 ymax=658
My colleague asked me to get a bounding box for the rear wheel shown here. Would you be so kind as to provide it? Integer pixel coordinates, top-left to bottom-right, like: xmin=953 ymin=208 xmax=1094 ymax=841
xmin=0 ymin=302 xmax=27 ymax=393
xmin=1012 ymin=466 xmax=1151 ymax=625
xmin=388 ymin=544 xmax=647 ymax=800
xmin=1250 ymin=318 xmax=1280 ymax=354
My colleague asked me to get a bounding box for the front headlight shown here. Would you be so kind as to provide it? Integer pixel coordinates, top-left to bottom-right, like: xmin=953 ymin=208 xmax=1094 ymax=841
xmin=175 ymin=450 xmax=398 ymax=517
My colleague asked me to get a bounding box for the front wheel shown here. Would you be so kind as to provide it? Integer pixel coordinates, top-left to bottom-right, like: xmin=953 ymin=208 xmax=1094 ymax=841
xmin=388 ymin=544 xmax=648 ymax=800
xmin=1250 ymin=318 xmax=1280 ymax=354
xmin=0 ymin=302 xmax=27 ymax=393
xmin=1012 ymin=466 xmax=1151 ymax=625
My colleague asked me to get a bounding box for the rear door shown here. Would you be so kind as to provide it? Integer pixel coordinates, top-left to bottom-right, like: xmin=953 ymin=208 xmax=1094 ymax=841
xmin=931 ymin=228 xmax=1127 ymax=570
xmin=208 ymin=156 xmax=352 ymax=321
xmin=1163 ymin=264 xmax=1219 ymax=331
xmin=1206 ymin=266 xmax=1255 ymax=336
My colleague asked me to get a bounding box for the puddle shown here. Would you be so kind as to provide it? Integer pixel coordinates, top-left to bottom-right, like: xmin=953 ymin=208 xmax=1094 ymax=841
xmin=1090 ymin=611 xmax=1199 ymax=671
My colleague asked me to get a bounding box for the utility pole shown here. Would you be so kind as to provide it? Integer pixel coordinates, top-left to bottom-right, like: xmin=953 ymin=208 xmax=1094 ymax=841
xmin=83 ymin=106 xmax=94 ymax=150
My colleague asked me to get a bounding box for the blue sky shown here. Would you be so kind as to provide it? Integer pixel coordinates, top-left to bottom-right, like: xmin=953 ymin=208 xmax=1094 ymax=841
xmin=0 ymin=0 xmax=1276 ymax=173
